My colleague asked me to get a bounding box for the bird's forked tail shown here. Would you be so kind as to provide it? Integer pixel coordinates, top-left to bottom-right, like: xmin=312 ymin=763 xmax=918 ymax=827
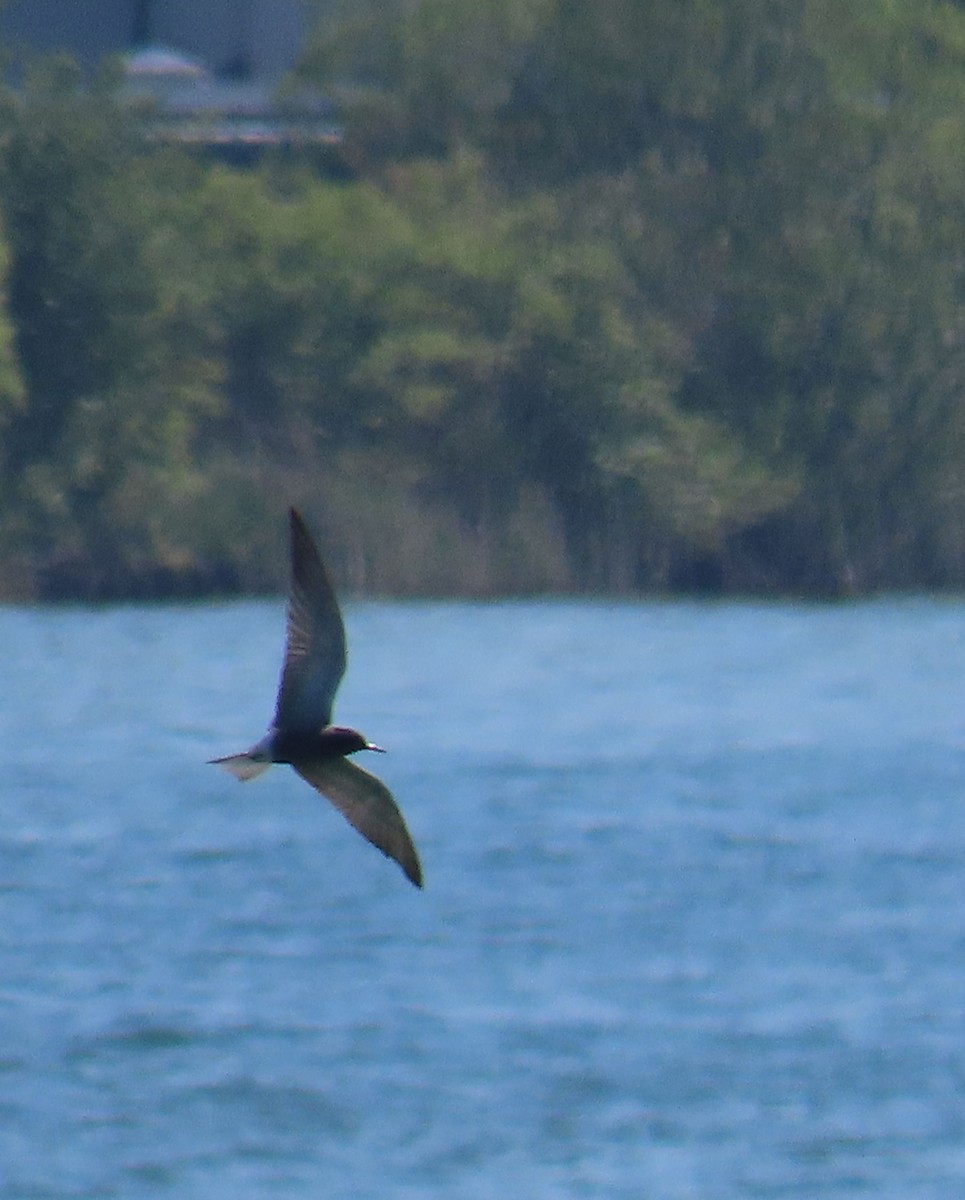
xmin=209 ymin=753 xmax=271 ymax=782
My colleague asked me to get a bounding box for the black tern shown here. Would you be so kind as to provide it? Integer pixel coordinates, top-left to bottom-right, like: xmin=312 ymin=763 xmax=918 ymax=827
xmin=210 ymin=508 xmax=423 ymax=888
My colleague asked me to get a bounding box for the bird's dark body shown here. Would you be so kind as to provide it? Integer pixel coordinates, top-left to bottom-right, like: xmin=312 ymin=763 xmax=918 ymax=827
xmin=268 ymin=726 xmax=370 ymax=764
xmin=209 ymin=508 xmax=423 ymax=888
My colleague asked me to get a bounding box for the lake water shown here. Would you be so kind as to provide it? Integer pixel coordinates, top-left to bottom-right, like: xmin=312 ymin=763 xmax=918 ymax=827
xmin=2 ymin=597 xmax=965 ymax=1198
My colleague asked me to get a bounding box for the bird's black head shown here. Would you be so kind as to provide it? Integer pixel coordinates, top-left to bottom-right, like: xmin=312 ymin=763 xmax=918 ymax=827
xmin=323 ymin=726 xmax=386 ymax=756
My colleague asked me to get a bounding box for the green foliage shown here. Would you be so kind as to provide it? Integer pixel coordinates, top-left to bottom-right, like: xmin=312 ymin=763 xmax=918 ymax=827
xmin=6 ymin=1 xmax=965 ymax=596
xmin=0 ymin=61 xmax=222 ymax=594
xmin=299 ymin=0 xmax=549 ymax=163
xmin=0 ymin=214 xmax=25 ymax=432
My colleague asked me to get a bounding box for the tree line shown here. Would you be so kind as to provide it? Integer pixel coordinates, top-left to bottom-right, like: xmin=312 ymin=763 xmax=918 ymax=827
xmin=2 ymin=0 xmax=965 ymax=599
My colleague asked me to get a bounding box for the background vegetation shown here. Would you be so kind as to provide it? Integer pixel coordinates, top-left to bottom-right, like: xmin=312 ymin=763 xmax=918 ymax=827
xmin=3 ymin=0 xmax=965 ymax=598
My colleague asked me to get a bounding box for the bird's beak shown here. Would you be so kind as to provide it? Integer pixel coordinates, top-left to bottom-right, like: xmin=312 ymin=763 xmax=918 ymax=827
xmin=366 ymin=742 xmax=387 ymax=753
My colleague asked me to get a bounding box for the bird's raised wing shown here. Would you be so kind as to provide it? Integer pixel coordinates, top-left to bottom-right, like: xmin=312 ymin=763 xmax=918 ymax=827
xmin=274 ymin=508 xmax=348 ymax=733
xmin=292 ymin=757 xmax=423 ymax=888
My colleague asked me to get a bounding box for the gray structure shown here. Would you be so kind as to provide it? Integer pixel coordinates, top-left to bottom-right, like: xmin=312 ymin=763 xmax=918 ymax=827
xmin=0 ymin=0 xmax=314 ymax=80
xmin=0 ymin=1 xmax=339 ymax=159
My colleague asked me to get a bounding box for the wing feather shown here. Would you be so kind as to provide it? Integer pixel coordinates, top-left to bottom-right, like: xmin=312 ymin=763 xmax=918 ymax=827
xmin=274 ymin=509 xmax=347 ymax=733
xmin=292 ymin=757 xmax=423 ymax=888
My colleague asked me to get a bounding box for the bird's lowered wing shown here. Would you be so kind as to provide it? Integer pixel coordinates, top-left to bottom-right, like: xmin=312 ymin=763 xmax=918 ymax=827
xmin=292 ymin=757 xmax=423 ymax=888
xmin=274 ymin=508 xmax=347 ymax=733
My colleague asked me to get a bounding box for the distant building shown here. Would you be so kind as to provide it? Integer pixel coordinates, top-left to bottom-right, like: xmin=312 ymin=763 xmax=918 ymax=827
xmin=0 ymin=1 xmax=340 ymax=160
xmin=0 ymin=0 xmax=314 ymax=81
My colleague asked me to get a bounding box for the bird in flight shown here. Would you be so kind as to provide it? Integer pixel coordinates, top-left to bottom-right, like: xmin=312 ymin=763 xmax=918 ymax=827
xmin=210 ymin=508 xmax=423 ymax=888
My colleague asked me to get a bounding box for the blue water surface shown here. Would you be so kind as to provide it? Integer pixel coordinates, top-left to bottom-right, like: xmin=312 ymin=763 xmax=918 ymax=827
xmin=2 ymin=597 xmax=965 ymax=1198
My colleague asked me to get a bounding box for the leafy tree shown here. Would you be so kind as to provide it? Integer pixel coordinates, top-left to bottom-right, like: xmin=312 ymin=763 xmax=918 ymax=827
xmin=0 ymin=60 xmax=221 ymax=594
xmin=0 ymin=216 xmax=25 ymax=433
xmin=195 ymin=165 xmax=412 ymax=450
xmin=299 ymin=0 xmax=549 ymax=165
xmin=5 ymin=2 xmax=965 ymax=596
